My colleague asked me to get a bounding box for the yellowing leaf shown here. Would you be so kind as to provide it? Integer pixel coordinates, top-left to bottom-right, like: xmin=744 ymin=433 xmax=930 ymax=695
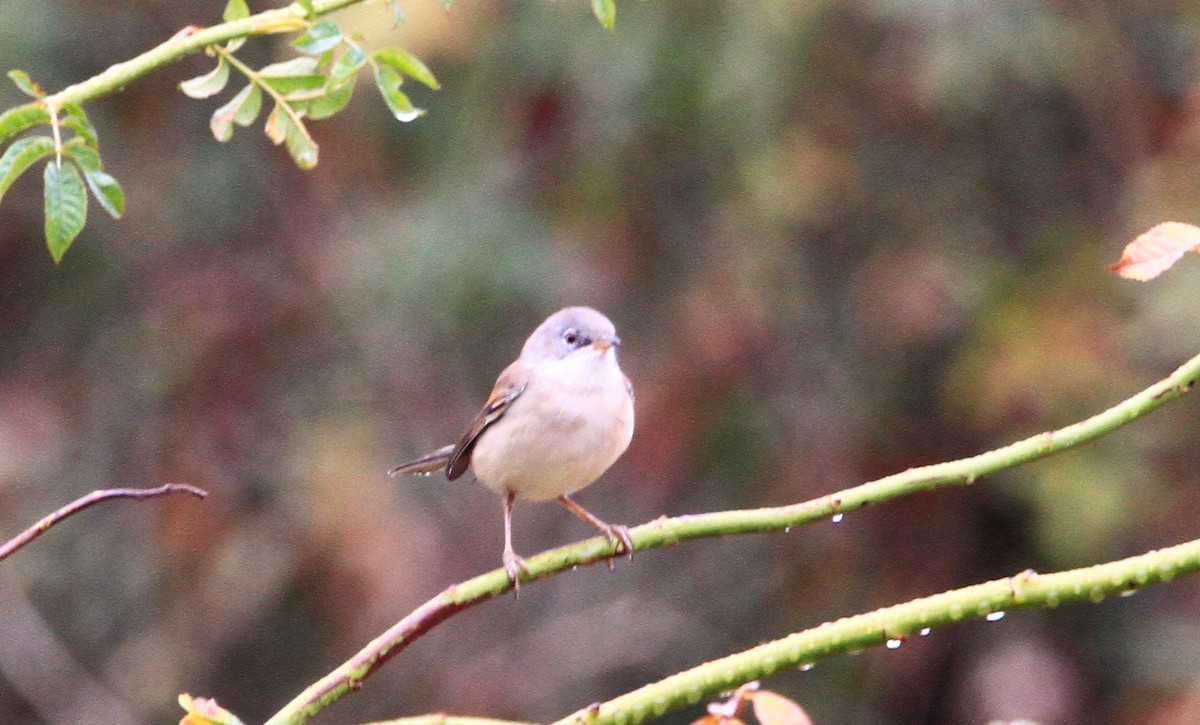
xmin=178 ymin=693 xmax=246 ymax=725
xmin=748 ymin=690 xmax=812 ymax=725
xmin=591 ymin=0 xmax=616 ymax=30
xmin=1110 ymin=222 xmax=1200 ymax=281
xmin=7 ymin=70 xmax=46 ymax=98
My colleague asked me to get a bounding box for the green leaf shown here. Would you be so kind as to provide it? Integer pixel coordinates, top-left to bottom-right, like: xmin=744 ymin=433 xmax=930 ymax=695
xmin=264 ymin=103 xmax=318 ymax=169
xmin=210 ymin=83 xmax=262 ymax=141
xmin=43 ymin=161 xmax=88 ymax=263
xmin=305 ymin=82 xmax=353 ymax=120
xmin=0 ymin=135 xmax=56 ymax=205
xmin=292 ymin=20 xmax=342 ymax=55
xmin=7 ymin=70 xmax=46 ymax=98
xmin=298 ymin=0 xmax=315 ymax=16
xmin=260 ymin=75 xmax=326 ymax=96
xmin=372 ymin=47 xmax=440 ymax=90
xmin=591 ymin=0 xmax=616 ymax=30
xmin=60 ymin=104 xmax=98 ymax=147
xmin=180 ymin=58 xmax=230 ymax=99
xmin=258 ymin=57 xmax=320 ymax=77
xmin=329 ymin=45 xmax=367 ymax=87
xmin=62 ymin=139 xmax=101 ymax=171
xmin=62 ymin=141 xmax=124 ymax=218
xmin=372 ymin=65 xmax=424 ymax=122
xmin=223 ymin=0 xmax=250 ymax=22
xmin=81 ymin=169 xmax=124 ymax=219
xmin=0 ymin=105 xmax=51 ymax=146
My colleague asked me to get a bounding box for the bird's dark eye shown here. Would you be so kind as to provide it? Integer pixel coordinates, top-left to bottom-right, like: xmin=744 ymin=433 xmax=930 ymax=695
xmin=562 ymin=328 xmax=580 ymax=346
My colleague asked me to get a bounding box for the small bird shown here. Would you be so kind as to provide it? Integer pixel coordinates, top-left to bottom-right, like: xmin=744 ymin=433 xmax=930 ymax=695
xmin=389 ymin=306 xmax=635 ymax=591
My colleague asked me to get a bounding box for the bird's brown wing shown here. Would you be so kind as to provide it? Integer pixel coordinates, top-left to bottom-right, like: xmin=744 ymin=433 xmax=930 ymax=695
xmin=446 ymin=365 xmax=528 ymax=480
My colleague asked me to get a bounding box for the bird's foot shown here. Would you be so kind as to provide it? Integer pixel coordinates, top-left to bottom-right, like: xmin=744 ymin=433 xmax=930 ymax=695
xmin=600 ymin=523 xmax=634 ymax=570
xmin=503 ymin=549 xmax=530 ymax=595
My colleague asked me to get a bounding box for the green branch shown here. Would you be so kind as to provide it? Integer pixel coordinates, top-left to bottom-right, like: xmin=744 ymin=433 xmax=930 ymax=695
xmin=42 ymin=0 xmax=360 ymax=110
xmin=556 ymin=536 xmax=1200 ymax=725
xmin=256 ymin=350 xmax=1200 ymax=725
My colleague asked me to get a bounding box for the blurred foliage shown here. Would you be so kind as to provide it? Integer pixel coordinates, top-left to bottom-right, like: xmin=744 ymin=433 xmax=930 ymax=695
xmin=2 ymin=1 xmax=1200 ymax=724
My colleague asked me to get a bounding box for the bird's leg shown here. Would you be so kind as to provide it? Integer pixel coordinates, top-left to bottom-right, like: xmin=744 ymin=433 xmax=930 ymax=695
xmin=502 ymin=491 xmax=529 ymax=594
xmin=557 ymin=495 xmax=633 ymax=568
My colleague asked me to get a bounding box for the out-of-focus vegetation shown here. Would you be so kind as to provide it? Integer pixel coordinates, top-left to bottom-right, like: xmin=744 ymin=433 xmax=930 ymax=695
xmin=2 ymin=1 xmax=1200 ymax=723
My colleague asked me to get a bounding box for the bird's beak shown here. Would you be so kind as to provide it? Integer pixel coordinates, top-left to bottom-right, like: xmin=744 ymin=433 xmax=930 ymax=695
xmin=591 ymin=335 xmax=620 ymax=352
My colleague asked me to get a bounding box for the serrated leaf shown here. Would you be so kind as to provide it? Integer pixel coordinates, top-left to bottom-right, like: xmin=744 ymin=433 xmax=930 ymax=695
xmin=223 ymin=0 xmax=250 ymax=22
xmin=179 ymin=694 xmax=248 ymax=725
xmin=0 ymin=105 xmax=51 ymax=145
xmin=292 ymin=20 xmax=342 ymax=55
xmin=210 ymin=83 xmax=262 ymax=141
xmin=180 ymin=58 xmax=230 ymax=99
xmin=0 ymin=135 xmax=56 ymax=204
xmin=329 ymin=45 xmax=367 ymax=87
xmin=372 ymin=65 xmax=424 ymax=122
xmin=591 ymin=0 xmax=616 ymax=29
xmin=44 ymin=161 xmax=87 ymax=263
xmin=7 ymin=70 xmax=46 ymax=98
xmin=372 ymin=47 xmax=440 ymax=89
xmin=259 ymin=56 xmax=320 ymax=77
xmin=305 ymin=82 xmax=353 ymax=120
xmin=59 ymin=104 xmax=98 ymax=147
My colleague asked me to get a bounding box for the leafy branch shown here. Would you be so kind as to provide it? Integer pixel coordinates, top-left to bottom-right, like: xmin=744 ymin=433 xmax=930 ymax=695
xmin=173 ymin=345 xmax=1200 ymax=725
xmin=0 ymin=0 xmax=620 ymax=263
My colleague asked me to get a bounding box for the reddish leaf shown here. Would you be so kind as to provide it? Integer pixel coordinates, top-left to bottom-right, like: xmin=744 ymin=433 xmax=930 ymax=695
xmin=748 ymin=690 xmax=812 ymax=725
xmin=1110 ymin=222 xmax=1200 ymax=281
xmin=178 ymin=693 xmax=245 ymax=725
xmin=692 ymin=717 xmax=745 ymax=725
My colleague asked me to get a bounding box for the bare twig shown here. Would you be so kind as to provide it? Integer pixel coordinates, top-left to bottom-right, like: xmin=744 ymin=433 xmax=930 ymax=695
xmin=0 ymin=483 xmax=207 ymax=563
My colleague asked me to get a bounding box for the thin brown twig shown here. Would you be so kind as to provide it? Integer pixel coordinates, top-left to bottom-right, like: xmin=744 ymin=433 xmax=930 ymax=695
xmin=0 ymin=483 xmax=208 ymax=562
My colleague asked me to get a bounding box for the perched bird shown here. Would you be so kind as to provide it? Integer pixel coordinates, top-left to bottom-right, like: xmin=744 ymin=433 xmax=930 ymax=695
xmin=389 ymin=306 xmax=635 ymax=591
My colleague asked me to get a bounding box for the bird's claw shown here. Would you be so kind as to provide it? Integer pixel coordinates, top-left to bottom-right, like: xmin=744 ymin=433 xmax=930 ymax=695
xmin=602 ymin=524 xmax=634 ymax=570
xmin=503 ymin=550 xmax=530 ymax=595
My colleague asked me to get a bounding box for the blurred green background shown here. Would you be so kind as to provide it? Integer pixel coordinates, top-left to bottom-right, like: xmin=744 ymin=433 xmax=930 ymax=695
xmin=3 ymin=1 xmax=1200 ymax=723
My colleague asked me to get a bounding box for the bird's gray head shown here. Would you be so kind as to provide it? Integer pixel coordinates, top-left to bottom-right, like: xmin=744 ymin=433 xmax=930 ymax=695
xmin=521 ymin=306 xmax=621 ymax=363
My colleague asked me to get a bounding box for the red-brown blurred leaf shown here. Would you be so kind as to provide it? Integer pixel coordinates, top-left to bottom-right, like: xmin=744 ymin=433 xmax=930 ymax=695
xmin=692 ymin=716 xmax=746 ymax=725
xmin=748 ymin=690 xmax=813 ymax=725
xmin=1110 ymin=222 xmax=1200 ymax=281
xmin=178 ymin=694 xmax=246 ymax=725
